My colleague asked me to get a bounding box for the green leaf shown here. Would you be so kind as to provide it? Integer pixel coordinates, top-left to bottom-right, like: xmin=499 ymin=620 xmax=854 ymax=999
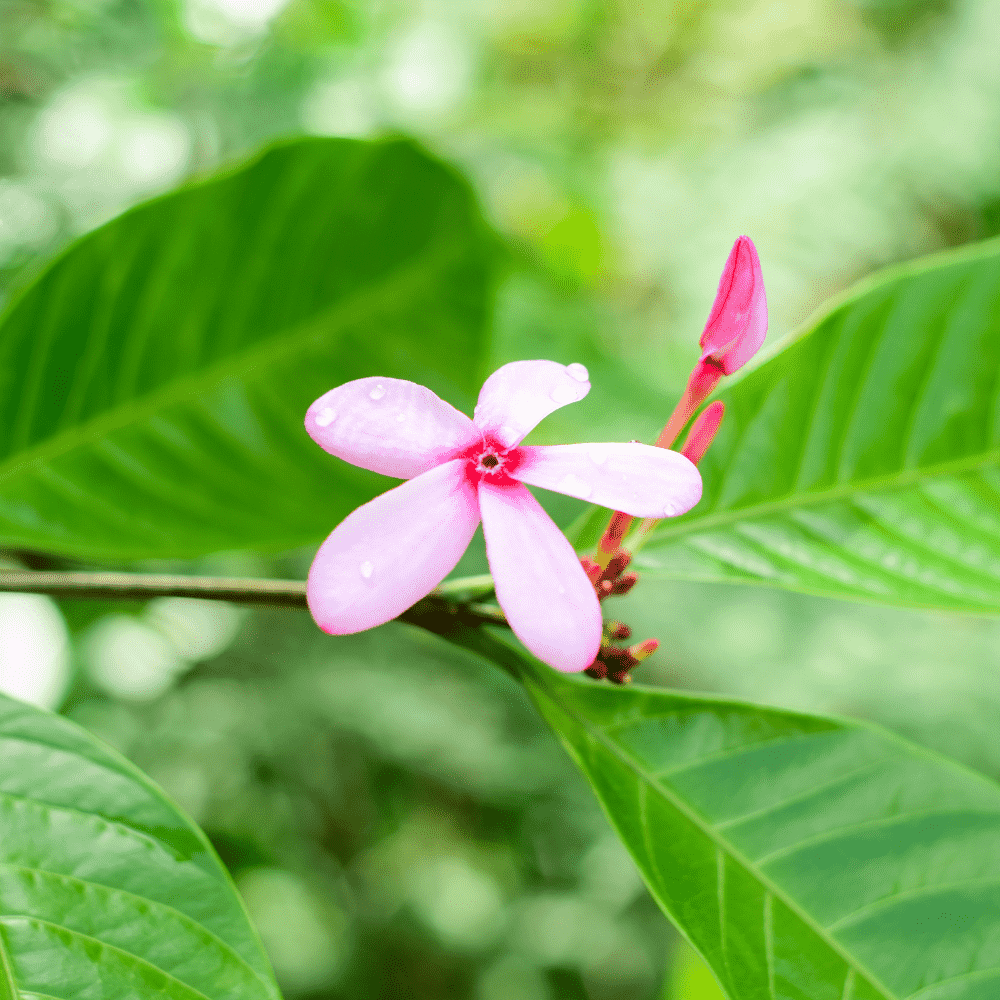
xmin=638 ymin=237 xmax=1000 ymax=612
xmin=0 ymin=693 xmax=280 ymax=998
xmin=500 ymin=642 xmax=1000 ymax=1000
xmin=0 ymin=138 xmax=499 ymax=560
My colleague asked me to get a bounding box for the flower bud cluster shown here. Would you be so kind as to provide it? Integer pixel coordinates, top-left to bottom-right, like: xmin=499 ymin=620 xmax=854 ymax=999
xmin=579 ymin=551 xmax=656 ymax=684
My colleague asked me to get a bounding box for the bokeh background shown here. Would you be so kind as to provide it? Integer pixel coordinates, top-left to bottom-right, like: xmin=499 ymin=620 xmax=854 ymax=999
xmin=2 ymin=1 xmax=1000 ymax=997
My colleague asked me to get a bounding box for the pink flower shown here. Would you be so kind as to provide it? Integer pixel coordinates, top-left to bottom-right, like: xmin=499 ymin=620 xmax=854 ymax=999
xmin=305 ymin=360 xmax=702 ymax=672
xmin=699 ymin=235 xmax=767 ymax=376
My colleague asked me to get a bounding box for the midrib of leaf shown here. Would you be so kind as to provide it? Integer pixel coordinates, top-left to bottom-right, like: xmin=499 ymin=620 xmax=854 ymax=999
xmin=643 ymin=445 xmax=1000 ymax=548
xmin=526 ymin=669 xmax=899 ymax=1000
xmin=0 ymin=231 xmax=461 ymax=486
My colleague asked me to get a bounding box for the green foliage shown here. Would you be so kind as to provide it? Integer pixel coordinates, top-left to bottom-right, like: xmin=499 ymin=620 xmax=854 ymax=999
xmin=0 ymin=692 xmax=280 ymax=998
xmin=0 ymin=137 xmax=499 ymax=560
xmin=665 ymin=941 xmax=727 ymax=1000
xmin=631 ymin=238 xmax=1000 ymax=612
xmin=498 ymin=635 xmax=1000 ymax=1000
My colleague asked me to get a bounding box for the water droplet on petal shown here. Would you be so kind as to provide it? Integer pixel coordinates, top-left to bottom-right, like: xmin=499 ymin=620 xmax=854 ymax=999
xmin=662 ymin=500 xmax=681 ymax=517
xmin=566 ymin=362 xmax=589 ymax=382
xmin=558 ymin=473 xmax=592 ymax=499
xmin=551 ymin=383 xmax=579 ymax=405
xmin=588 ymin=447 xmax=607 ymax=465
xmin=315 ymin=408 xmax=336 ymax=427
xmin=369 ymin=384 xmax=386 ymax=401
xmin=359 ymin=561 xmax=374 ymax=579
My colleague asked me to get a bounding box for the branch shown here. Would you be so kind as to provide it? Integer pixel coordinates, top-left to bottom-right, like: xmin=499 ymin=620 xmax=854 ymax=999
xmin=0 ymin=569 xmax=507 ymax=631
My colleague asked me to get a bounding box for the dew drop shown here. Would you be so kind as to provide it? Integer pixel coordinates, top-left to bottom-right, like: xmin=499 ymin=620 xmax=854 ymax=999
xmin=369 ymin=384 xmax=386 ymax=401
xmin=551 ymin=383 xmax=579 ymax=405
xmin=588 ymin=447 xmax=607 ymax=465
xmin=315 ymin=407 xmax=336 ymax=427
xmin=566 ymin=362 xmax=589 ymax=382
xmin=359 ymin=560 xmax=374 ymax=579
xmin=559 ymin=473 xmax=592 ymax=499
xmin=662 ymin=500 xmax=681 ymax=517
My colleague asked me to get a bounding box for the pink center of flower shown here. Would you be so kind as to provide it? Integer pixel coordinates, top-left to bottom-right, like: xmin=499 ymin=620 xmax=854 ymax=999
xmin=455 ymin=434 xmax=524 ymax=490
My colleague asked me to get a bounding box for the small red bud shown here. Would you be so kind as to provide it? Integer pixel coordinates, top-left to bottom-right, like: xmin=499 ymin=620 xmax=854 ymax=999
xmin=580 ymin=556 xmax=602 ymax=584
xmin=600 ymin=551 xmax=632 ymax=584
xmin=628 ymin=637 xmax=659 ymax=662
xmin=597 ymin=510 xmax=633 ymax=560
xmin=681 ymin=401 xmax=725 ymax=466
xmin=609 ymin=572 xmax=638 ymax=596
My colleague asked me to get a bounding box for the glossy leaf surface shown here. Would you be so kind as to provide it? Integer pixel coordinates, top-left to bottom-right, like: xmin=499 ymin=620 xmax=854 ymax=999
xmin=622 ymin=239 xmax=1000 ymax=612
xmin=0 ymin=138 xmax=497 ymax=559
xmin=502 ymin=640 xmax=1000 ymax=1000
xmin=0 ymin=693 xmax=280 ymax=998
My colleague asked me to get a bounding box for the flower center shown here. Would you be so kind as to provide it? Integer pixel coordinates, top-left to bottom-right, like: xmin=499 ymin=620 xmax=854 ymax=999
xmin=455 ymin=434 xmax=523 ymax=490
xmin=475 ymin=446 xmax=507 ymax=475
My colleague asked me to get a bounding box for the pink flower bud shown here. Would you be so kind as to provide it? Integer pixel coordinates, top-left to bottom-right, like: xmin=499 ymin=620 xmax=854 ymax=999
xmin=681 ymin=401 xmax=724 ymax=466
xmin=699 ymin=236 xmax=767 ymax=375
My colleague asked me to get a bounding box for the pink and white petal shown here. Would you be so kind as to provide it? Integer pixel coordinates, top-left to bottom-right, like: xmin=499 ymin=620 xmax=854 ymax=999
xmin=512 ymin=442 xmax=702 ymax=518
xmin=479 ymin=480 xmax=601 ymax=672
xmin=473 ymin=360 xmax=591 ymax=449
xmin=307 ymin=460 xmax=480 ymax=634
xmin=306 ymin=377 xmax=480 ymax=479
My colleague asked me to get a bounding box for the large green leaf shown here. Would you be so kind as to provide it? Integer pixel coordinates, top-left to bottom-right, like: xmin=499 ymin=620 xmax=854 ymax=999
xmin=481 ymin=636 xmax=1000 ymax=1000
xmin=606 ymin=238 xmax=1000 ymax=612
xmin=0 ymin=692 xmax=279 ymax=998
xmin=0 ymin=138 xmax=498 ymax=560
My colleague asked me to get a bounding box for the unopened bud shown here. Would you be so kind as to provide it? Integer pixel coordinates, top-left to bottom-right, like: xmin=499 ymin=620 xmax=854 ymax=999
xmin=654 ymin=237 xmax=766 ymax=450
xmin=597 ymin=510 xmax=633 ymax=562
xmin=580 ymin=556 xmax=602 ymax=584
xmin=628 ymin=637 xmax=659 ymax=662
xmin=601 ymin=551 xmax=632 ymax=583
xmin=699 ymin=236 xmax=767 ymax=375
xmin=610 ymin=572 xmax=638 ymax=596
xmin=681 ymin=401 xmax=724 ymax=466
xmin=608 ymin=667 xmax=634 ymax=685
xmin=584 ymin=659 xmax=608 ymax=680
xmin=608 ymin=621 xmax=632 ymax=640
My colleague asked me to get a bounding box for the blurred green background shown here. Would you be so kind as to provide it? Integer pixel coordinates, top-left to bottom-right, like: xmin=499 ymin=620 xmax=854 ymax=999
xmin=2 ymin=0 xmax=1000 ymax=997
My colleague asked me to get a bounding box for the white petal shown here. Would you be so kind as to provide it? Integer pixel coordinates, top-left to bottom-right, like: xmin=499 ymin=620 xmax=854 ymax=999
xmin=473 ymin=360 xmax=591 ymax=448
xmin=479 ymin=481 xmax=601 ymax=672
xmin=512 ymin=443 xmax=702 ymax=518
xmin=307 ymin=460 xmax=480 ymax=634
xmin=306 ymin=377 xmax=479 ymax=479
